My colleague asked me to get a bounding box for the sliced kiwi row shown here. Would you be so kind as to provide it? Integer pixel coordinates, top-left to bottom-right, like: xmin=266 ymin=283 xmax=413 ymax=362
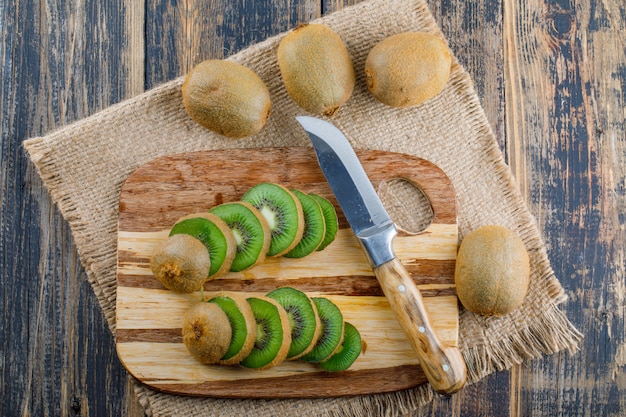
xmin=240 ymin=182 xmax=339 ymax=261
xmin=150 ymin=182 xmax=338 ymax=293
xmin=181 ymin=287 xmax=363 ymax=372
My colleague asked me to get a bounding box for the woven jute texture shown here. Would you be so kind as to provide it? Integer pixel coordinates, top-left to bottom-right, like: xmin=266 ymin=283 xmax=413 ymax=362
xmin=23 ymin=0 xmax=582 ymax=415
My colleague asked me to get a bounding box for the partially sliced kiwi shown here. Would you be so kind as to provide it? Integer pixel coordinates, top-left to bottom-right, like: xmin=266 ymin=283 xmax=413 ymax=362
xmin=299 ymin=297 xmax=344 ymax=363
xmin=240 ymin=296 xmax=292 ymax=370
xmin=309 ymin=193 xmax=339 ymax=251
xmin=207 ymin=292 xmax=257 ymax=365
xmin=150 ymin=234 xmax=211 ymax=293
xmin=284 ymin=190 xmax=326 ymax=258
xmin=241 ymin=183 xmax=305 ymax=257
xmin=209 ymin=202 xmax=271 ymax=272
xmin=170 ymin=213 xmax=237 ymax=278
xmin=182 ymin=302 xmax=232 ymax=365
xmin=319 ymin=322 xmax=362 ymax=372
xmin=266 ymin=287 xmax=321 ymax=360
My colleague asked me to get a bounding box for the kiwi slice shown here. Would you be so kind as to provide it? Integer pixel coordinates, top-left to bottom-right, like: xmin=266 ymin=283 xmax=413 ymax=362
xmin=299 ymin=297 xmax=344 ymax=363
xmin=240 ymin=296 xmax=291 ymax=370
xmin=284 ymin=190 xmax=326 ymax=258
xmin=170 ymin=213 xmax=237 ymax=278
xmin=209 ymin=202 xmax=271 ymax=272
xmin=319 ymin=322 xmax=362 ymax=372
xmin=207 ymin=292 xmax=257 ymax=365
xmin=182 ymin=302 xmax=232 ymax=365
xmin=150 ymin=234 xmax=211 ymax=293
xmin=241 ymin=183 xmax=305 ymax=257
xmin=309 ymin=193 xmax=339 ymax=251
xmin=266 ymin=287 xmax=321 ymax=360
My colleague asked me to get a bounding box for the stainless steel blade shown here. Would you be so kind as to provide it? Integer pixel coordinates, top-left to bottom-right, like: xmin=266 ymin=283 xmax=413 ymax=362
xmin=296 ymin=116 xmax=397 ymax=267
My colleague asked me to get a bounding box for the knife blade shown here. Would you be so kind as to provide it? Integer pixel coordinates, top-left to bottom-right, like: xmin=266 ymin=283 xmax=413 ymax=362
xmin=296 ymin=116 xmax=467 ymax=395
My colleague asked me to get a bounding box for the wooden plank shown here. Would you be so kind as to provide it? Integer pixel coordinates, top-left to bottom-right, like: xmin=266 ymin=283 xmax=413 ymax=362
xmin=504 ymin=0 xmax=626 ymax=415
xmin=0 ymin=1 xmax=145 ymax=416
xmin=144 ymin=0 xmax=321 ymax=88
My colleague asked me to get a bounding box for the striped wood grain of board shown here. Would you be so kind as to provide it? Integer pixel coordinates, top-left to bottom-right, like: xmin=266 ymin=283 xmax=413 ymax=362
xmin=115 ymin=147 xmax=460 ymax=398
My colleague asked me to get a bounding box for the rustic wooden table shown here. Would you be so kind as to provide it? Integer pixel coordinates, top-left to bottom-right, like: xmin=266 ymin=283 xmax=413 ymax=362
xmin=2 ymin=1 xmax=624 ymax=416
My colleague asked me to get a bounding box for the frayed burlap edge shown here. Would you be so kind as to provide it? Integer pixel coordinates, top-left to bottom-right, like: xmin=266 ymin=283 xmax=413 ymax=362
xmin=23 ymin=0 xmax=582 ymax=416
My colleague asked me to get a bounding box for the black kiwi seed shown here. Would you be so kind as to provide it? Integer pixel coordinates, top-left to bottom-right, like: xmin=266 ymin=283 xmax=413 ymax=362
xmin=209 ymin=202 xmax=271 ymax=272
xmin=284 ymin=190 xmax=327 ymax=259
xmin=266 ymin=287 xmax=321 ymax=360
xmin=299 ymin=297 xmax=344 ymax=363
xmin=169 ymin=213 xmax=237 ymax=279
xmin=241 ymin=183 xmax=305 ymax=257
xmin=207 ymin=292 xmax=257 ymax=365
xmin=319 ymin=322 xmax=362 ymax=372
xmin=309 ymin=193 xmax=339 ymax=251
xmin=240 ymin=296 xmax=292 ymax=370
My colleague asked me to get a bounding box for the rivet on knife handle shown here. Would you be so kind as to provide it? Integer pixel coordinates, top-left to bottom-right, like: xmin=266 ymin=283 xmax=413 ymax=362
xmin=296 ymin=115 xmax=467 ymax=394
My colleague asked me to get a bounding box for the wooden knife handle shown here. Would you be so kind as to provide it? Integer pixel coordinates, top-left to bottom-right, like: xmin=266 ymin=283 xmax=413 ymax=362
xmin=374 ymin=257 xmax=467 ymax=394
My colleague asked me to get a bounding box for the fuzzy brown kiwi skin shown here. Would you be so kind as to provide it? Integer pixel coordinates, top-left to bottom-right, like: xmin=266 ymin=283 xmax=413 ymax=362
xmin=174 ymin=212 xmax=237 ymax=278
xmin=455 ymin=225 xmax=530 ymax=316
xmin=365 ymin=32 xmax=451 ymax=108
xmin=150 ymin=234 xmax=211 ymax=293
xmin=210 ymin=292 xmax=257 ymax=366
xmin=182 ymin=302 xmax=232 ymax=365
xmin=248 ymin=295 xmax=292 ymax=370
xmin=182 ymin=59 xmax=271 ymax=138
xmin=277 ymin=23 xmax=355 ymax=117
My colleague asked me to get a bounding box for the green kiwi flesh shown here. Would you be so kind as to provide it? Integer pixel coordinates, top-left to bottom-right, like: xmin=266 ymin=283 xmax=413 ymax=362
xmin=207 ymin=292 xmax=257 ymax=365
xmin=209 ymin=202 xmax=271 ymax=272
xmin=150 ymin=234 xmax=211 ymax=293
xmin=285 ymin=190 xmax=326 ymax=258
xmin=240 ymin=296 xmax=291 ymax=370
xmin=309 ymin=193 xmax=339 ymax=251
xmin=299 ymin=297 xmax=344 ymax=363
xmin=170 ymin=213 xmax=237 ymax=278
xmin=241 ymin=183 xmax=305 ymax=257
xmin=319 ymin=321 xmax=362 ymax=371
xmin=266 ymin=287 xmax=321 ymax=360
xmin=182 ymin=302 xmax=232 ymax=365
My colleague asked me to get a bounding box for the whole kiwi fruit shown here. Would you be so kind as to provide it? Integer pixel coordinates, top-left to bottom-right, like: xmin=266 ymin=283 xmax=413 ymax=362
xmin=455 ymin=225 xmax=530 ymax=316
xmin=277 ymin=24 xmax=355 ymax=117
xmin=365 ymin=32 xmax=452 ymax=108
xmin=182 ymin=59 xmax=271 ymax=138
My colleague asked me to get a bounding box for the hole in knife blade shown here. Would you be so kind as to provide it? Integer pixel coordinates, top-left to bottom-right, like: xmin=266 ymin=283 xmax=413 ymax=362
xmin=377 ymin=178 xmax=434 ymax=234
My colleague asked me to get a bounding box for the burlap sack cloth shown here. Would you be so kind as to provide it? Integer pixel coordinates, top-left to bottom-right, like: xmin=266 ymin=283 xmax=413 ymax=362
xmin=23 ymin=0 xmax=582 ymax=415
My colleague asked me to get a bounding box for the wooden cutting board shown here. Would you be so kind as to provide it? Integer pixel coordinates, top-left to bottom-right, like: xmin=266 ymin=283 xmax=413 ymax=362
xmin=116 ymin=147 xmax=460 ymax=398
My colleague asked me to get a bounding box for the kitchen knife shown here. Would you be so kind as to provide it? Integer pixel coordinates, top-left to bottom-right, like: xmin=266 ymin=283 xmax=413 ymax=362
xmin=296 ymin=116 xmax=467 ymax=395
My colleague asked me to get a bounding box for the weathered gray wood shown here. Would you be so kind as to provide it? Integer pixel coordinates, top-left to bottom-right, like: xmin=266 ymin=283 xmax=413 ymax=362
xmin=1 ymin=0 xmax=145 ymax=416
xmin=144 ymin=0 xmax=320 ymax=88
xmin=504 ymin=0 xmax=626 ymax=415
